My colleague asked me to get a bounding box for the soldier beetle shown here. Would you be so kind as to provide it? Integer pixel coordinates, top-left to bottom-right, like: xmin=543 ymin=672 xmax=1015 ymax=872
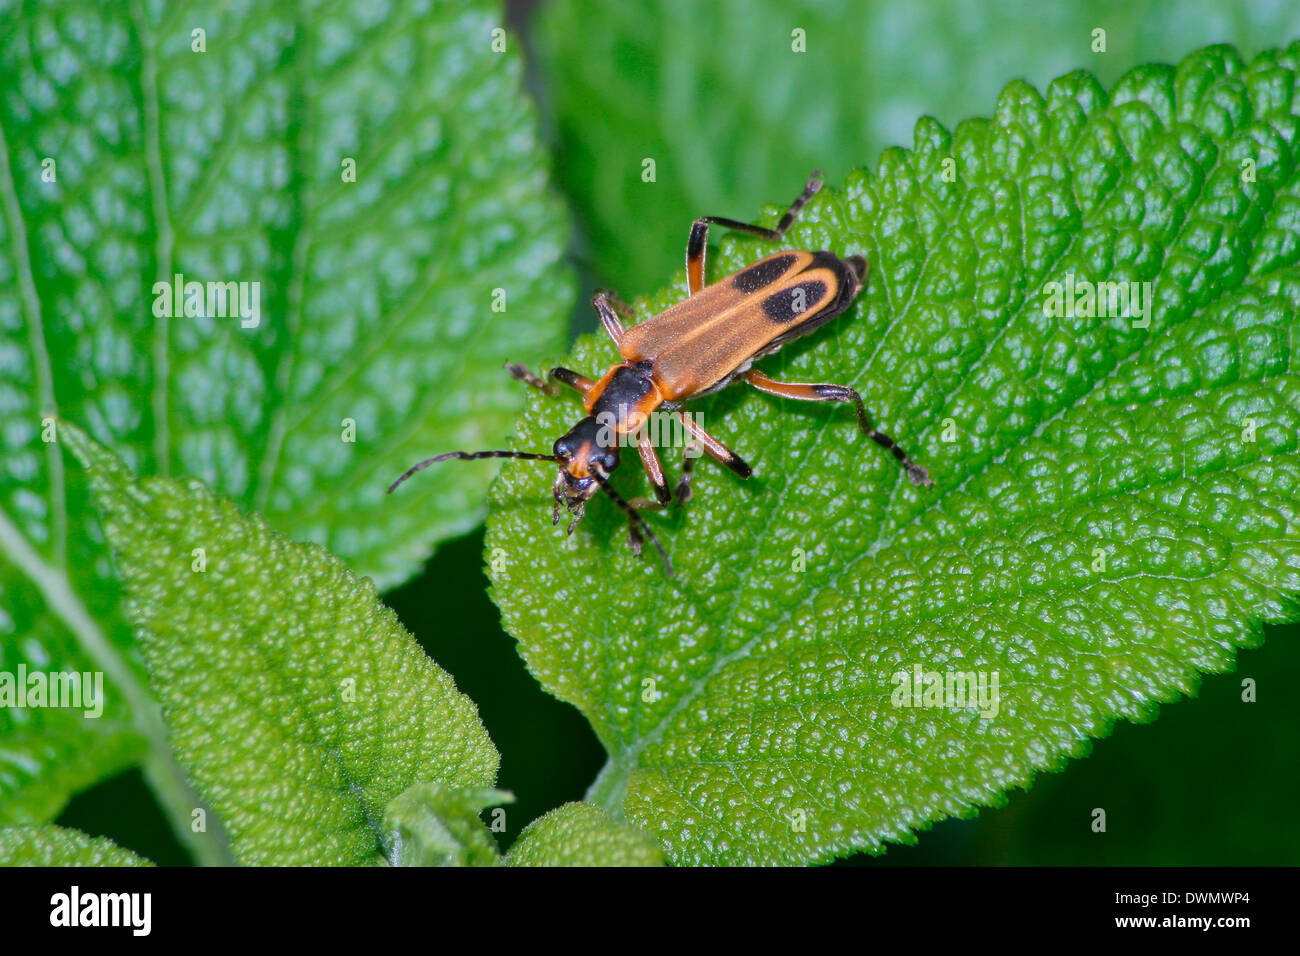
xmin=390 ymin=174 xmax=931 ymax=575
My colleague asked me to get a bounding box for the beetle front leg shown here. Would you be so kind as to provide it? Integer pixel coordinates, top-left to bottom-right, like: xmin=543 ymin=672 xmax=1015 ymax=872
xmin=629 ymin=419 xmax=712 ymax=507
xmin=629 ymin=432 xmax=672 ymax=517
xmin=506 ymin=363 xmax=593 ymax=397
xmin=744 ymin=370 xmax=932 ymax=486
xmin=630 ymin=431 xmax=673 ymax=508
xmin=614 ymin=490 xmax=660 ymax=564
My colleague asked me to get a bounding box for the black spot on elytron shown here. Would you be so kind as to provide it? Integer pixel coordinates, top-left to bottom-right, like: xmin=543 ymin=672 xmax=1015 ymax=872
xmin=761 ymin=281 xmax=827 ymax=323
xmin=732 ymin=254 xmax=797 ymax=293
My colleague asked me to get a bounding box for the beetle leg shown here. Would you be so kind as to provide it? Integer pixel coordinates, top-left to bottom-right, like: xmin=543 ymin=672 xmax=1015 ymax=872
xmin=674 ymin=445 xmax=697 ymax=503
xmin=621 ymin=511 xmax=660 ymax=571
xmin=622 ymin=498 xmax=660 ymax=561
xmin=685 ymin=172 xmax=823 ymax=295
xmin=633 ymin=430 xmax=673 ymax=506
xmin=592 ymin=291 xmax=635 ymax=345
xmin=743 ymin=370 xmax=933 ymax=486
xmin=625 ymin=518 xmax=644 ymax=555
xmin=505 ymin=363 xmax=593 ymax=397
xmin=676 ymin=411 xmax=752 ymax=479
xmin=673 ymin=414 xmax=709 ymax=503
xmin=595 ymin=478 xmax=673 ymax=576
xmin=548 ymin=366 xmax=594 ymax=394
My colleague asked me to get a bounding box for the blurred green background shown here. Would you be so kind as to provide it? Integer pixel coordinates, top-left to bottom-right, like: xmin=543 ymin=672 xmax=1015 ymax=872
xmin=47 ymin=0 xmax=1300 ymax=864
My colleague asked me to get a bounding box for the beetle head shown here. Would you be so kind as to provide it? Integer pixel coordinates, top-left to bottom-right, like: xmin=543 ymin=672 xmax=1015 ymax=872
xmin=551 ymin=416 xmax=620 ymax=531
xmin=386 ymin=414 xmax=669 ymax=575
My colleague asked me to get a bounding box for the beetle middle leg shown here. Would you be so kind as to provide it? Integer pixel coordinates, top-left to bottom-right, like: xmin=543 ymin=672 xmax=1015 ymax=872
xmin=685 ymin=172 xmax=823 ymax=294
xmin=506 ymin=363 xmax=593 ymax=397
xmin=676 ymin=410 xmax=752 ymax=487
xmin=627 ymin=415 xmax=729 ymax=511
xmin=674 ymin=443 xmax=699 ymax=503
xmin=744 ymin=370 xmax=932 ymax=486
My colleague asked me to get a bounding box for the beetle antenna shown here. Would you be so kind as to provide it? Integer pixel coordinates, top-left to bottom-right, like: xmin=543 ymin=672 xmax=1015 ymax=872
xmin=388 ymin=450 xmax=562 ymax=494
xmin=595 ymin=476 xmax=673 ymax=577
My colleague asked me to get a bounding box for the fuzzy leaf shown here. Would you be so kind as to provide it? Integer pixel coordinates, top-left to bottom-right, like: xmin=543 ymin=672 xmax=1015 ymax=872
xmin=0 ymin=824 xmax=153 ymax=866
xmin=385 ymin=782 xmax=511 ymax=867
xmin=0 ymin=0 xmax=567 ymax=834
xmin=62 ymin=423 xmax=499 ymax=866
xmin=487 ymin=44 xmax=1300 ymax=865
xmin=507 ymin=802 xmax=664 ymax=867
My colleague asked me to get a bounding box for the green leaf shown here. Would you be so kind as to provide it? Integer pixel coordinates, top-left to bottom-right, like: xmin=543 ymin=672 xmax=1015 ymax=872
xmin=968 ymin=626 xmax=1300 ymax=864
xmin=0 ymin=0 xmax=568 ymax=841
xmin=62 ymin=423 xmax=499 ymax=866
xmin=385 ymin=782 xmax=511 ymax=866
xmin=507 ymin=802 xmax=664 ymax=867
xmin=0 ymin=824 xmax=153 ymax=866
xmin=536 ymin=0 xmax=1300 ymax=295
xmin=487 ymin=43 xmax=1300 ymax=865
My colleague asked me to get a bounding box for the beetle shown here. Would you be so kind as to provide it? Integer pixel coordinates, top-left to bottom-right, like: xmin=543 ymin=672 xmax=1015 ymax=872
xmin=388 ymin=173 xmax=932 ymax=575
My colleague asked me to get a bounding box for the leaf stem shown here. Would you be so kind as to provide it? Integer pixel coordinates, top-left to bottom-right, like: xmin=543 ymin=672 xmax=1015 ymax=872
xmin=584 ymin=756 xmax=632 ymax=820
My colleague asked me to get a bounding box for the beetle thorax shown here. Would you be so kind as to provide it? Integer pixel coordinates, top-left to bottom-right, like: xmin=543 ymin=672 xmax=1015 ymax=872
xmin=584 ymin=360 xmax=664 ymax=435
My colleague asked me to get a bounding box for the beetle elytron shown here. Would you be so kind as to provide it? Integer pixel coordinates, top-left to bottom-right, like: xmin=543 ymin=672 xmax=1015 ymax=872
xmin=389 ymin=174 xmax=932 ymax=575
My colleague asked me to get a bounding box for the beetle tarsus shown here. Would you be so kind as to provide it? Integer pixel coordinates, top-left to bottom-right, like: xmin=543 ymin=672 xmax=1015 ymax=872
xmin=507 ymin=361 xmax=561 ymax=397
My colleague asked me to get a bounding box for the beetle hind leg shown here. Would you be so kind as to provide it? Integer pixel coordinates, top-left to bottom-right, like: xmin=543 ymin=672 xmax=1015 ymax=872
xmin=744 ymin=370 xmax=932 ymax=486
xmin=685 ymin=172 xmax=824 ymax=294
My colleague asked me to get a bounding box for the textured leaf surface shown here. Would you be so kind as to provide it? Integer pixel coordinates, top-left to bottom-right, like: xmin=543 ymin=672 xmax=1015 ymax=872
xmin=507 ymin=802 xmax=664 ymax=867
xmin=488 ymin=45 xmax=1300 ymax=865
xmin=536 ymin=0 xmax=1300 ymax=295
xmin=385 ymin=782 xmax=510 ymax=866
xmin=0 ymin=0 xmax=567 ymax=831
xmin=64 ymin=424 xmax=499 ymax=866
xmin=0 ymin=824 xmax=152 ymax=866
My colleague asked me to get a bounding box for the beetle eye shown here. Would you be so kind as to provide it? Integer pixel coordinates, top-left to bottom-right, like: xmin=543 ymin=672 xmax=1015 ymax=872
xmin=552 ymin=438 xmax=571 ymax=459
